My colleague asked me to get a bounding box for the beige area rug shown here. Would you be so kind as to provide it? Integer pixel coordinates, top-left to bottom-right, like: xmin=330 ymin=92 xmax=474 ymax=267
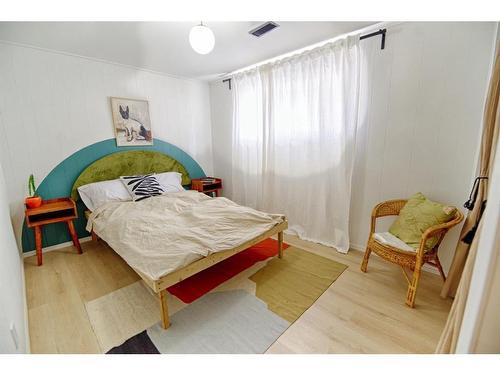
xmin=85 ymin=246 xmax=347 ymax=353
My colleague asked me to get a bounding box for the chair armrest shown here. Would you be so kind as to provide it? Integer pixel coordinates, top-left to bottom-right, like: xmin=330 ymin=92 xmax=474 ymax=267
xmin=369 ymin=199 xmax=407 ymax=235
xmin=415 ymin=210 xmax=465 ymax=257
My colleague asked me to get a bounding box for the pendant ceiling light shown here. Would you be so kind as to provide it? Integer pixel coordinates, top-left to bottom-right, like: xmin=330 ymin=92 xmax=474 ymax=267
xmin=189 ymin=22 xmax=215 ymax=55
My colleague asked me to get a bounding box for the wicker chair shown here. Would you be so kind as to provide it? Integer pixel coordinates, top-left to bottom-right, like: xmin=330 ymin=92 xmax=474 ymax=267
xmin=360 ymin=199 xmax=464 ymax=307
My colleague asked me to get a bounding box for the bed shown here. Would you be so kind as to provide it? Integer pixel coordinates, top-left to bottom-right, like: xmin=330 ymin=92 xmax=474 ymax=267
xmin=71 ymin=150 xmax=288 ymax=329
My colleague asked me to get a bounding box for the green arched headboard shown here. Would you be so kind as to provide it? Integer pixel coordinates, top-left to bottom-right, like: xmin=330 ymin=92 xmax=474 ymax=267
xmin=71 ymin=150 xmax=191 ymax=201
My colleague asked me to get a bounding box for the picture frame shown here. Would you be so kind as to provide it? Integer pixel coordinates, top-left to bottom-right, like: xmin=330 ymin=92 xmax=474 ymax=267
xmin=110 ymin=97 xmax=153 ymax=147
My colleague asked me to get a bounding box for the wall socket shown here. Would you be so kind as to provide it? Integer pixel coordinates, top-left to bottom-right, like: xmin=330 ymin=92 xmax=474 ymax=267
xmin=10 ymin=322 xmax=19 ymax=350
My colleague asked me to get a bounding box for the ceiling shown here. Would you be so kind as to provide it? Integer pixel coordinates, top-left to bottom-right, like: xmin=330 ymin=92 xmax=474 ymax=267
xmin=0 ymin=22 xmax=375 ymax=80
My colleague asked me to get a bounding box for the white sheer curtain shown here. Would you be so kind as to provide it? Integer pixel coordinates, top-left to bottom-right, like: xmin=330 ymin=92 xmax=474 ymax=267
xmin=231 ymin=36 xmax=360 ymax=253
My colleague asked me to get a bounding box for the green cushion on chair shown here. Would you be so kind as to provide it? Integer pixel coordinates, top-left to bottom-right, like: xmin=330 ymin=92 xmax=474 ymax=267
xmin=389 ymin=192 xmax=456 ymax=250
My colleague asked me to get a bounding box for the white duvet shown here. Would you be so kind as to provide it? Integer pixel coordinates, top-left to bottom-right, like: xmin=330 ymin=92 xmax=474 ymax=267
xmin=86 ymin=190 xmax=285 ymax=280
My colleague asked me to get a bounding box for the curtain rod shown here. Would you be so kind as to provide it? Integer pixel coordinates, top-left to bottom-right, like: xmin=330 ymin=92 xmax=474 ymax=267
xmin=359 ymin=28 xmax=386 ymax=50
xmin=223 ymin=27 xmax=388 ymax=90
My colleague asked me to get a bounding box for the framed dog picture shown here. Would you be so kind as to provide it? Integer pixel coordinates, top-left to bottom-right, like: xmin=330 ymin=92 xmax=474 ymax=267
xmin=110 ymin=97 xmax=153 ymax=146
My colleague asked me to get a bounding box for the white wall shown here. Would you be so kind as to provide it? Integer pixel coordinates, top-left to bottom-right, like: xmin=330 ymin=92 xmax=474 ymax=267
xmin=457 ymin=133 xmax=500 ymax=353
xmin=350 ymin=22 xmax=496 ymax=272
xmin=0 ymin=160 xmax=27 ymax=353
xmin=456 ymin=29 xmax=500 ymax=355
xmin=0 ymin=42 xmax=214 ymax=242
xmin=209 ymin=22 xmax=497 ymax=272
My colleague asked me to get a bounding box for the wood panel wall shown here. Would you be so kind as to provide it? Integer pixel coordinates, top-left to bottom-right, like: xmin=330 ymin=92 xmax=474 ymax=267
xmin=0 ymin=42 xmax=214 ymax=243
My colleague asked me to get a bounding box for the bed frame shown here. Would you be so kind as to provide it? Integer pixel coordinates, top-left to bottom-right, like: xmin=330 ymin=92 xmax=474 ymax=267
xmin=87 ymin=211 xmax=288 ymax=329
xmin=75 ymin=150 xmax=288 ymax=329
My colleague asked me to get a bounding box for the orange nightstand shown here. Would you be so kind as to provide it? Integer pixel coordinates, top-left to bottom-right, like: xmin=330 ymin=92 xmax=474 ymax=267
xmin=25 ymin=197 xmax=82 ymax=266
xmin=191 ymin=177 xmax=223 ymax=197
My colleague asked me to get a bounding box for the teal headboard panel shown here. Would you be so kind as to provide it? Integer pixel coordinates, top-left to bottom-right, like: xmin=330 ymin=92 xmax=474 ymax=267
xmin=22 ymin=138 xmax=206 ymax=252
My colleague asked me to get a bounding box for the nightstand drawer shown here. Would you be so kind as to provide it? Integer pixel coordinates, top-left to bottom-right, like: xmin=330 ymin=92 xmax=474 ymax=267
xmin=191 ymin=177 xmax=223 ymax=197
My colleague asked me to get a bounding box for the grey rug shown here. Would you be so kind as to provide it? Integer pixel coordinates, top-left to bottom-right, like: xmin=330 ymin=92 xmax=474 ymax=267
xmin=108 ymin=289 xmax=290 ymax=354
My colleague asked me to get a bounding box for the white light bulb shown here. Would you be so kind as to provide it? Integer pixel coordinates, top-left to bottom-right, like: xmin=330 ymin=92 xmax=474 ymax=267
xmin=189 ymin=24 xmax=215 ymax=55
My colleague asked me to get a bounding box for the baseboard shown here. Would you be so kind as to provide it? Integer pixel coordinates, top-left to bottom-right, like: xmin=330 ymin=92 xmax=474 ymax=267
xmin=22 ymin=236 xmax=92 ymax=258
xmin=421 ymin=263 xmax=441 ymax=276
xmin=20 ymin=254 xmax=30 ymax=353
xmin=350 ymin=243 xmax=365 ymax=252
xmin=349 ymin=242 xmax=441 ymax=276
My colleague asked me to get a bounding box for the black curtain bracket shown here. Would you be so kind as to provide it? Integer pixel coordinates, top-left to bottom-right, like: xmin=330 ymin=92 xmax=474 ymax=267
xmin=222 ymin=78 xmax=232 ymax=90
xmin=464 ymin=176 xmax=489 ymax=211
xmin=360 ymin=28 xmax=387 ymax=50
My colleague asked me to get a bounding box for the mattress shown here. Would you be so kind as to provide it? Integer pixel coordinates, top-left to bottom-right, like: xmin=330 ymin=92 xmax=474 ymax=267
xmin=86 ymin=190 xmax=285 ymax=280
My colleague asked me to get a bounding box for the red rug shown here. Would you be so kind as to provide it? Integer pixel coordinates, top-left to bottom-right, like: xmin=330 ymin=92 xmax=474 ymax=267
xmin=167 ymin=238 xmax=289 ymax=303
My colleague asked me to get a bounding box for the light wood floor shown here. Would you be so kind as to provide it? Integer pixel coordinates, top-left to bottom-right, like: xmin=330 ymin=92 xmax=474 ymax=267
xmin=24 ymin=234 xmax=452 ymax=354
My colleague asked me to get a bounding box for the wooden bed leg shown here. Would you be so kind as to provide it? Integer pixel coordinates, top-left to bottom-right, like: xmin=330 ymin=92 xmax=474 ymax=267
xmin=158 ymin=289 xmax=171 ymax=329
xmin=91 ymin=230 xmax=98 ymax=242
xmin=278 ymin=231 xmax=283 ymax=259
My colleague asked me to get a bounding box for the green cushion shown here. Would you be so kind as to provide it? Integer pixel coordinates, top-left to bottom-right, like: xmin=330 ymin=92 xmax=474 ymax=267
xmin=389 ymin=192 xmax=456 ymax=250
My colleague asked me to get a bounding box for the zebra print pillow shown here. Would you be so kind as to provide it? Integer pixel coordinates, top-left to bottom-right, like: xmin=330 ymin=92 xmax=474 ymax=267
xmin=120 ymin=174 xmax=165 ymax=201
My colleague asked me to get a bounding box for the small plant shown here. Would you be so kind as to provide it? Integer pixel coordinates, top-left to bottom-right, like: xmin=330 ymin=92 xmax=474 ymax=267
xmin=28 ymin=174 xmax=37 ymax=197
xmin=25 ymin=174 xmax=42 ymax=208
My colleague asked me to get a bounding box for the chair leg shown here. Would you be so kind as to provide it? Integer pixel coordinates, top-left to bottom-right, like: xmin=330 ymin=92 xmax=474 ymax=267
xmin=360 ymin=242 xmax=372 ymax=273
xmin=405 ymin=260 xmax=423 ymax=308
xmin=434 ymin=255 xmax=446 ymax=282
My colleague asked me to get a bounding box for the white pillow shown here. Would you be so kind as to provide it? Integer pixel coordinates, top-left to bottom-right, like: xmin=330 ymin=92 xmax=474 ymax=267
xmin=155 ymin=172 xmax=185 ymax=193
xmin=78 ymin=179 xmax=132 ymax=211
